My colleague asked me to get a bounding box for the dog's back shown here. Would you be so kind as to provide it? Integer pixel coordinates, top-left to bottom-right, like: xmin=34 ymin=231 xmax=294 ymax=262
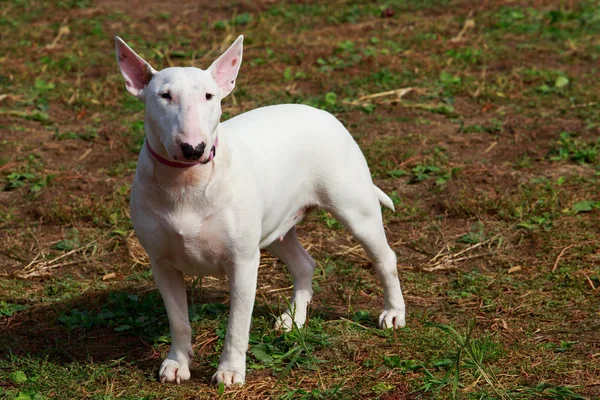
xmin=223 ymin=103 xmax=372 ymax=190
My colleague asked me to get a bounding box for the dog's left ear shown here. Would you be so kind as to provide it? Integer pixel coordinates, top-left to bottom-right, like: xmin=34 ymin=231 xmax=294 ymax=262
xmin=207 ymin=35 xmax=244 ymax=98
xmin=115 ymin=36 xmax=157 ymax=98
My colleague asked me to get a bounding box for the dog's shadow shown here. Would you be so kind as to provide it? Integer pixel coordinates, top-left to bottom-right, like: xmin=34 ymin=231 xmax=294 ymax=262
xmin=0 ymin=286 xmax=226 ymax=380
xmin=0 ymin=285 xmax=344 ymax=383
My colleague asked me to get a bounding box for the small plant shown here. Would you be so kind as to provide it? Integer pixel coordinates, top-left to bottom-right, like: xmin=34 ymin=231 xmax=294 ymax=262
xmin=315 ymin=40 xmax=368 ymax=73
xmin=537 ymin=75 xmax=570 ymax=93
xmin=283 ymin=67 xmax=306 ymax=82
xmin=248 ymin=320 xmax=329 ymax=383
xmin=303 ymin=92 xmax=345 ymax=113
xmin=542 ymin=340 xmax=578 ymax=353
xmin=3 ymin=171 xmax=54 ymax=193
xmin=51 ymin=228 xmax=80 ymax=251
xmin=549 ymin=132 xmax=598 ymax=165
xmin=314 ymin=209 xmax=343 ymax=230
xmin=510 ymin=382 xmax=587 ymax=399
xmin=446 ymin=47 xmax=483 ymax=64
xmin=439 ymin=71 xmax=461 ymax=87
xmin=386 ymin=169 xmax=409 ymax=178
xmin=189 ymin=302 xmax=227 ymax=322
xmin=383 ymin=355 xmax=421 ymax=373
xmin=572 ymin=200 xmax=600 ymax=214
xmin=408 ymin=165 xmax=460 ymax=186
xmin=424 ymin=320 xmax=507 ymax=399
xmin=457 ymin=221 xmax=486 ymax=244
xmin=107 ymin=160 xmax=137 ymax=177
xmin=54 ymin=127 xmax=98 ymax=141
xmin=460 ymin=119 xmax=503 ymax=134
xmin=409 ymin=165 xmax=440 ymax=183
xmin=213 ymin=12 xmax=253 ymax=30
xmin=517 ymin=213 xmax=555 ymax=231
xmin=4 ymin=172 xmax=36 ymax=190
xmin=519 ymin=67 xmax=571 ymax=94
xmin=0 ymin=301 xmax=28 ymax=317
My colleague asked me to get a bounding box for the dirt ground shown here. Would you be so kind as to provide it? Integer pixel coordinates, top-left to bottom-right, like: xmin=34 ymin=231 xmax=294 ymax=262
xmin=1 ymin=0 xmax=599 ymax=399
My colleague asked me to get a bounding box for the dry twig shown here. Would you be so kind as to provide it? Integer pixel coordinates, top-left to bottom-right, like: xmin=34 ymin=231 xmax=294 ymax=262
xmin=450 ymin=18 xmax=475 ymax=43
xmin=424 ymin=232 xmax=504 ymax=272
xmin=552 ymin=244 xmax=576 ymax=272
xmin=15 ymin=240 xmax=98 ymax=278
xmin=46 ymin=25 xmax=70 ymax=49
xmin=345 ymin=87 xmax=413 ymax=106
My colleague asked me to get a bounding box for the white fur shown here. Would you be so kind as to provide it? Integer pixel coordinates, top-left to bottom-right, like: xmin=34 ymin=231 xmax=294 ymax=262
xmin=115 ymin=35 xmax=406 ymax=387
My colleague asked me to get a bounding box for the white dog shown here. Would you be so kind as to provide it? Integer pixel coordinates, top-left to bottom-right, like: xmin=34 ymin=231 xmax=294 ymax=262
xmin=115 ymin=35 xmax=406 ymax=387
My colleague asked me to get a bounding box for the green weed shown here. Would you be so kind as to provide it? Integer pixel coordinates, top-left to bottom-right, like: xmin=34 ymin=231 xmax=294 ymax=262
xmin=3 ymin=171 xmax=54 ymax=193
xmin=459 ymin=119 xmax=503 ymax=134
xmin=446 ymin=47 xmax=483 ymax=65
xmin=457 ymin=221 xmax=486 ymax=245
xmin=424 ymin=321 xmax=507 ymax=399
xmin=54 ymin=128 xmax=98 ymax=141
xmin=213 ymin=12 xmax=254 ymax=30
xmin=0 ymin=301 xmax=29 ymax=317
xmin=509 ymin=382 xmax=587 ymax=399
xmin=51 ymin=228 xmax=80 ymax=252
xmin=314 ymin=209 xmax=343 ymax=230
xmin=1 ymin=0 xmax=600 ymax=398
xmin=549 ymin=132 xmax=599 ymax=165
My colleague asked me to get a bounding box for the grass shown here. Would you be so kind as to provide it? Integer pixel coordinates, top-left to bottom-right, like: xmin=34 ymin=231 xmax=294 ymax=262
xmin=1 ymin=0 xmax=600 ymax=398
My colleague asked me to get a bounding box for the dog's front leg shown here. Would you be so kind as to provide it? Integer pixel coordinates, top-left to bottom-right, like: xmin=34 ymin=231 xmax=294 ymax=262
xmin=212 ymin=251 xmax=260 ymax=387
xmin=152 ymin=260 xmax=193 ymax=384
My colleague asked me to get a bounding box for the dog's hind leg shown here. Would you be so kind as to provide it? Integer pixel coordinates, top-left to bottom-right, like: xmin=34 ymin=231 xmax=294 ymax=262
xmin=267 ymin=227 xmax=316 ymax=331
xmin=326 ymin=190 xmax=406 ymax=329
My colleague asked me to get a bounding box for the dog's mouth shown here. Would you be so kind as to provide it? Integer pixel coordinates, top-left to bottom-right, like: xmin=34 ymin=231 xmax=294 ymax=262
xmin=201 ymin=145 xmax=216 ymax=164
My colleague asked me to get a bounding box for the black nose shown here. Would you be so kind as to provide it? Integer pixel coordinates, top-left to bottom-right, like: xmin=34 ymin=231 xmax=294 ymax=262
xmin=180 ymin=142 xmax=206 ymax=160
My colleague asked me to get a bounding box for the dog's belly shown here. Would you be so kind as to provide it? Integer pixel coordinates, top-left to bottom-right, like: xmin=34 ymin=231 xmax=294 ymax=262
xmin=259 ymin=206 xmax=310 ymax=248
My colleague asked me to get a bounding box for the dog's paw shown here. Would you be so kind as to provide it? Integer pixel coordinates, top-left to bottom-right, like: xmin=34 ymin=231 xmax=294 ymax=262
xmin=159 ymin=359 xmax=191 ymax=384
xmin=274 ymin=311 xmax=305 ymax=332
xmin=212 ymin=369 xmax=245 ymax=387
xmin=378 ymin=309 xmax=406 ymax=329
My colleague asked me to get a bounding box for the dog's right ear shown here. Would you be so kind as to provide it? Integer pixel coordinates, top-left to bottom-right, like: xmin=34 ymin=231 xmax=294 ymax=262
xmin=207 ymin=35 xmax=244 ymax=98
xmin=115 ymin=36 xmax=157 ymax=97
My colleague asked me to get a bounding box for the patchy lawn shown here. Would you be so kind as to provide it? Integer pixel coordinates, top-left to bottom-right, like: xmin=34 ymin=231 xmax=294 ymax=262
xmin=1 ymin=0 xmax=599 ymax=399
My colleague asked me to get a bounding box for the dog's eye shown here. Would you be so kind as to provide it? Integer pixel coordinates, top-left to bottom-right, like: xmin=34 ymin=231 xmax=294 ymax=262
xmin=160 ymin=92 xmax=172 ymax=100
xmin=205 ymin=93 xmax=214 ymax=101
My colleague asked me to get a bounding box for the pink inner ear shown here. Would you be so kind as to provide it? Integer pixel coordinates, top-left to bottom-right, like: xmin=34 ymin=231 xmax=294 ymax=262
xmin=212 ymin=48 xmax=241 ymax=93
xmin=118 ymin=45 xmax=152 ymax=92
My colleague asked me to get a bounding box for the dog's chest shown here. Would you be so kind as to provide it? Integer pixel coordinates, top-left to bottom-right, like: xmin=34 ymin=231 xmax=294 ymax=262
xmin=157 ymin=208 xmax=229 ymax=276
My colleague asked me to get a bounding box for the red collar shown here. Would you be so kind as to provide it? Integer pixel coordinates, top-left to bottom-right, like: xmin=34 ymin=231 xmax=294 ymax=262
xmin=145 ymin=137 xmax=218 ymax=168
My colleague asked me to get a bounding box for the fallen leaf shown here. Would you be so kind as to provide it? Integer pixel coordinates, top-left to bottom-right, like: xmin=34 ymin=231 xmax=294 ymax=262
xmin=555 ymin=75 xmax=569 ymax=89
xmin=102 ymin=272 xmax=117 ymax=281
xmin=508 ymin=266 xmax=522 ymax=274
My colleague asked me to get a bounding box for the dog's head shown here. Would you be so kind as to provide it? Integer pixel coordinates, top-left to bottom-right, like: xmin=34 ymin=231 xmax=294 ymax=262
xmin=115 ymin=36 xmax=243 ymax=163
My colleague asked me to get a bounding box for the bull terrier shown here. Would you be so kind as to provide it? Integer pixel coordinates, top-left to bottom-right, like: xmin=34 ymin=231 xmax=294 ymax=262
xmin=115 ymin=35 xmax=405 ymax=387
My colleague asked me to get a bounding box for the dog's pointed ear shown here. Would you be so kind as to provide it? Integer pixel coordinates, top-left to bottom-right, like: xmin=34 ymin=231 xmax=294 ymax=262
xmin=207 ymin=35 xmax=244 ymax=98
xmin=115 ymin=36 xmax=156 ymax=97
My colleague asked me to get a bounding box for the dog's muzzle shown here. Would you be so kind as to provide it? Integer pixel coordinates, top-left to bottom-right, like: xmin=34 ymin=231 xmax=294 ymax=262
xmin=146 ymin=136 xmax=218 ymax=168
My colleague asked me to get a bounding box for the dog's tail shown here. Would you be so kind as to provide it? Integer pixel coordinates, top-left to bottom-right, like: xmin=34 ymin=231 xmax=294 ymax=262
xmin=374 ymin=185 xmax=395 ymax=212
